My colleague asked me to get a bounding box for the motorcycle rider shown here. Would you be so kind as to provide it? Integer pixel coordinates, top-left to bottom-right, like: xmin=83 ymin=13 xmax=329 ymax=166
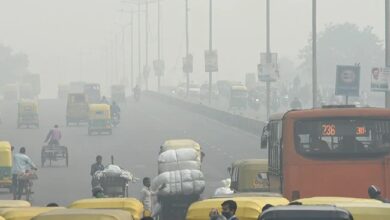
xmin=133 ymin=85 xmax=141 ymax=101
xmin=44 ymin=124 xmax=62 ymax=146
xmin=111 ymin=101 xmax=121 ymax=120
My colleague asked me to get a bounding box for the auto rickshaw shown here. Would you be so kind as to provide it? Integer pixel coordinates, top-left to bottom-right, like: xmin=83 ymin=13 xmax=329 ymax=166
xmin=31 ymin=209 xmax=133 ymax=220
xmin=229 ymin=85 xmax=248 ymax=110
xmin=1 ymin=207 xmax=64 ymax=220
xmin=66 ymin=93 xmax=89 ymax=126
xmin=88 ymin=104 xmax=112 ymax=135
xmin=229 ymin=159 xmax=269 ymax=193
xmin=186 ymin=196 xmax=289 ymax=220
xmin=111 ymin=85 xmax=126 ymax=103
xmin=0 ymin=200 xmax=31 ymax=208
xmin=17 ymin=100 xmax=39 ymax=128
xmin=0 ymin=142 xmax=12 ymax=191
xmin=160 ymin=139 xmax=202 ymax=160
xmin=69 ymin=198 xmax=143 ymax=220
xmin=335 ymin=202 xmax=390 ymax=220
xmin=258 ymin=205 xmax=353 ymax=220
xmin=294 ymin=197 xmax=383 ymax=205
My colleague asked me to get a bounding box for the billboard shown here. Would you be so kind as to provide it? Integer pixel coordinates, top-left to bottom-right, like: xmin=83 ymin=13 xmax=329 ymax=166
xmin=371 ymin=67 xmax=389 ymax=92
xmin=335 ymin=65 xmax=360 ymax=97
xmin=258 ymin=53 xmax=279 ymax=82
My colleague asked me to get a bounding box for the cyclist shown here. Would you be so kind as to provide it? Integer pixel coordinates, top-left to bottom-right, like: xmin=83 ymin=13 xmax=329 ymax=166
xmin=44 ymin=124 xmax=62 ymax=146
xmin=12 ymin=147 xmax=37 ymax=200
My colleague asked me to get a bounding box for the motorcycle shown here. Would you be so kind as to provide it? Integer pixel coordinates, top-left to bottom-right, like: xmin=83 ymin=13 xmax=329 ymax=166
xmin=112 ymin=112 xmax=120 ymax=127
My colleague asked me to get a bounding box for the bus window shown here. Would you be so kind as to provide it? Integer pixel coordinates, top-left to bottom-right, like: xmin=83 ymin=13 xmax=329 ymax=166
xmin=294 ymin=118 xmax=390 ymax=158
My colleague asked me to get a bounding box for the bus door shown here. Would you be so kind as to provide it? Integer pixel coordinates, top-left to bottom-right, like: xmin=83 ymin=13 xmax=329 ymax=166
xmin=262 ymin=120 xmax=283 ymax=193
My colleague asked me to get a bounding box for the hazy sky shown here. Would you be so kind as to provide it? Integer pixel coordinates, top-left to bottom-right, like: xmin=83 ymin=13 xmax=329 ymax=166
xmin=0 ymin=0 xmax=385 ymax=97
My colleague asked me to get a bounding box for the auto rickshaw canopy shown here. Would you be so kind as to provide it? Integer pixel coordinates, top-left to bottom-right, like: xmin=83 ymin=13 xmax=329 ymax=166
xmin=32 ymin=209 xmax=133 ymax=220
xmin=335 ymin=202 xmax=390 ymax=220
xmin=0 ymin=200 xmax=31 ymax=208
xmin=88 ymin=104 xmax=111 ymax=120
xmin=186 ymin=196 xmax=289 ymax=220
xmin=18 ymin=100 xmax=38 ymax=113
xmin=0 ymin=142 xmax=12 ymax=167
xmin=259 ymin=205 xmax=353 ymax=220
xmin=230 ymin=159 xmax=268 ymax=192
xmin=295 ymin=197 xmax=382 ymax=205
xmin=69 ymin=198 xmax=143 ymax=220
xmin=1 ymin=207 xmax=64 ymax=220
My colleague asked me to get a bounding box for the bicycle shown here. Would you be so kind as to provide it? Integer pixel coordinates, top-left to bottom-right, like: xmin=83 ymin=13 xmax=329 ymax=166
xmin=14 ymin=171 xmax=37 ymax=201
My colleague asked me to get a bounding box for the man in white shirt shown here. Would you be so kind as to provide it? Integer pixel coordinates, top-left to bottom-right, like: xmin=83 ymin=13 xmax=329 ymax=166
xmin=140 ymin=177 xmax=165 ymax=217
xmin=12 ymin=147 xmax=37 ymax=199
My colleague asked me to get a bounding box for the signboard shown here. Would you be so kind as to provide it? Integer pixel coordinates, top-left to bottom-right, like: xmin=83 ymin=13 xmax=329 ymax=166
xmin=153 ymin=60 xmax=165 ymax=76
xmin=183 ymin=54 xmax=193 ymax=73
xmin=335 ymin=65 xmax=360 ymax=97
xmin=205 ymin=50 xmax=218 ymax=72
xmin=371 ymin=67 xmax=389 ymax=92
xmin=258 ymin=53 xmax=279 ymax=82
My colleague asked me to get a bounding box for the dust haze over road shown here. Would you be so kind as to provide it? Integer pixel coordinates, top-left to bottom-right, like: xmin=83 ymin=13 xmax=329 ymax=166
xmin=0 ymin=96 xmax=262 ymax=206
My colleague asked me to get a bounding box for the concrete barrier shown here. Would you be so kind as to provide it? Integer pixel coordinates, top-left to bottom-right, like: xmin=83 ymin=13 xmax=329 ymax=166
xmin=144 ymin=91 xmax=265 ymax=136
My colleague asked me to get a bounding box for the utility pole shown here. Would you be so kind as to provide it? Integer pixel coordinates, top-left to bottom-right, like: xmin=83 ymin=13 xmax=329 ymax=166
xmin=157 ymin=0 xmax=161 ymax=91
xmin=144 ymin=1 xmax=149 ymax=90
xmin=386 ymin=0 xmax=390 ymax=107
xmin=138 ymin=0 xmax=142 ymax=89
xmin=312 ymin=0 xmax=318 ymax=108
xmin=185 ymin=0 xmax=190 ymax=97
xmin=208 ymin=0 xmax=213 ymax=104
xmin=121 ymin=26 xmax=126 ymax=86
xmin=130 ymin=11 xmax=134 ymax=89
xmin=266 ymin=0 xmax=271 ymax=119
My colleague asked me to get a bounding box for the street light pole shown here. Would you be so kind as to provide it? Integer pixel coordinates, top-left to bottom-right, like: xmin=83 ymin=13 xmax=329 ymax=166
xmin=266 ymin=0 xmax=271 ymax=119
xmin=312 ymin=0 xmax=318 ymax=108
xmin=145 ymin=1 xmax=149 ymax=90
xmin=130 ymin=11 xmax=134 ymax=89
xmin=185 ymin=0 xmax=190 ymax=97
xmin=157 ymin=0 xmax=161 ymax=92
xmin=138 ymin=0 xmax=142 ymax=89
xmin=208 ymin=0 xmax=213 ymax=104
xmin=385 ymin=0 xmax=390 ymax=107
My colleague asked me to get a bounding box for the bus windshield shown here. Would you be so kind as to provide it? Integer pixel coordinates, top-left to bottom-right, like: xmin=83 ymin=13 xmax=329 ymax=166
xmin=294 ymin=118 xmax=390 ymax=158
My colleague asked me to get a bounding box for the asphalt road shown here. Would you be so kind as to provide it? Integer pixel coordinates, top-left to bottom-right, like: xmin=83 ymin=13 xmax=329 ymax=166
xmin=0 ymin=95 xmax=265 ymax=206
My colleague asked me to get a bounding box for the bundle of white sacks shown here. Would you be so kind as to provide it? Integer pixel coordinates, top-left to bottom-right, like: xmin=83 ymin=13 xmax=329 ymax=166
xmin=153 ymin=148 xmax=205 ymax=196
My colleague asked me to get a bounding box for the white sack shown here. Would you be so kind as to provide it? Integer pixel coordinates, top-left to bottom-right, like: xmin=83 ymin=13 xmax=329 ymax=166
xmin=152 ymin=170 xmax=205 ymax=196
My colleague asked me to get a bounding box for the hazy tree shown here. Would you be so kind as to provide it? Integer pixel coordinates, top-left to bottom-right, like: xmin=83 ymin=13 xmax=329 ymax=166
xmin=0 ymin=44 xmax=29 ymax=86
xmin=298 ymin=23 xmax=384 ymax=91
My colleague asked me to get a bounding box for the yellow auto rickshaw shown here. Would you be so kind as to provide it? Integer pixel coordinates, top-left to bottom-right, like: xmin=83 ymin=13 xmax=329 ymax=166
xmin=32 ymin=209 xmax=133 ymax=220
xmin=66 ymin=93 xmax=89 ymax=126
xmin=335 ymin=202 xmax=390 ymax=220
xmin=17 ymin=100 xmax=39 ymax=128
xmin=0 ymin=200 xmax=31 ymax=208
xmin=0 ymin=142 xmax=12 ymax=191
xmin=186 ymin=196 xmax=289 ymax=220
xmin=69 ymin=198 xmax=143 ymax=220
xmin=1 ymin=207 xmax=64 ymax=220
xmin=229 ymin=159 xmax=269 ymax=193
xmin=88 ymin=104 xmax=112 ymax=135
xmin=160 ymin=139 xmax=202 ymax=160
xmin=294 ymin=197 xmax=383 ymax=205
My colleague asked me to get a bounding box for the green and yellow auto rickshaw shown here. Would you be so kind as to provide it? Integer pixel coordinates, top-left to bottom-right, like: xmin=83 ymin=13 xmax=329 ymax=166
xmin=17 ymin=100 xmax=39 ymax=128
xmin=0 ymin=142 xmax=12 ymax=192
xmin=229 ymin=159 xmax=269 ymax=193
xmin=88 ymin=104 xmax=112 ymax=135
